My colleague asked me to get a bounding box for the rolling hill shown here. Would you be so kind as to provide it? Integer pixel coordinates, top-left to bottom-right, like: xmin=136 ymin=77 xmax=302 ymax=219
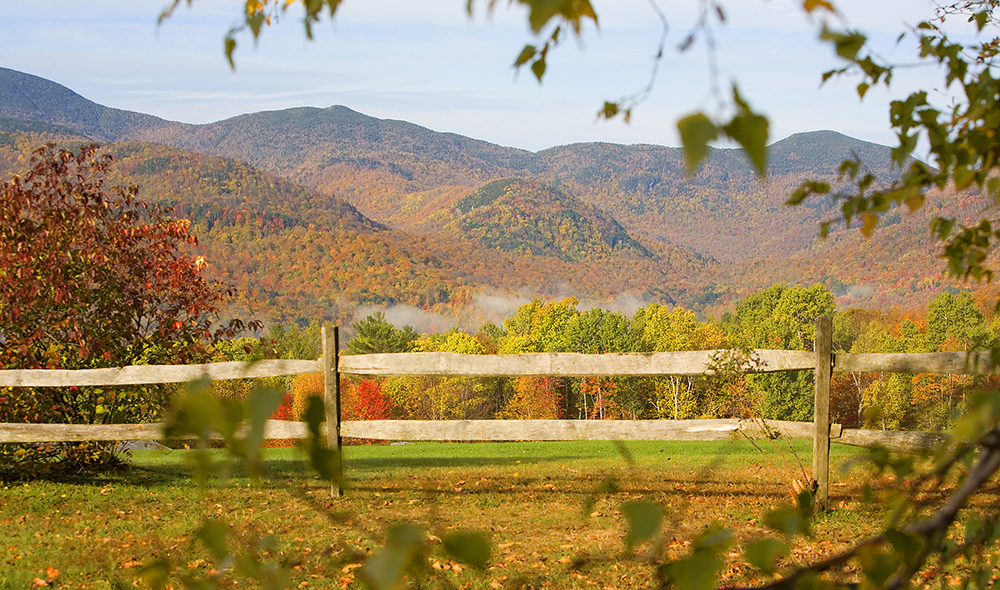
xmin=448 ymin=178 xmax=653 ymax=262
xmin=0 ymin=68 xmax=177 ymax=141
xmin=0 ymin=66 xmax=974 ymax=325
xmin=0 ymin=67 xmax=900 ymax=263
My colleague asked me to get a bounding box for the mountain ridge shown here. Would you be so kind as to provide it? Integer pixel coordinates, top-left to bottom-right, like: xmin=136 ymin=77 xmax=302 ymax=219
xmin=0 ymin=66 xmax=967 ymax=325
xmin=0 ymin=67 xmax=178 ymax=141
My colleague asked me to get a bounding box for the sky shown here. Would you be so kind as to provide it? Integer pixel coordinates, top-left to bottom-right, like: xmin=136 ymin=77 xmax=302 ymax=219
xmin=1 ymin=0 xmax=974 ymax=153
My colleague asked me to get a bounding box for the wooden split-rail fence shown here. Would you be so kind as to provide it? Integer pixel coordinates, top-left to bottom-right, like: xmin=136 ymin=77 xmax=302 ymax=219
xmin=1 ymin=319 xmax=995 ymax=507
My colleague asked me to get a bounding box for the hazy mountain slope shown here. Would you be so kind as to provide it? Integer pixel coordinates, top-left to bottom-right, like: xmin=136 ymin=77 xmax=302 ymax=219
xmin=0 ymin=134 xmax=709 ymax=325
xmin=2 ymin=68 xmax=969 ymax=321
xmin=106 ymin=142 xmax=381 ymax=232
xmin=0 ymin=68 xmax=901 ymax=262
xmin=535 ymin=132 xmax=901 ymax=263
xmin=713 ymin=186 xmax=996 ymax=314
xmin=766 ymin=130 xmax=895 ymax=176
xmin=0 ymin=67 xmax=179 ymax=141
xmin=134 ymin=105 xmax=539 ymax=182
xmin=0 ymin=117 xmax=82 ymax=138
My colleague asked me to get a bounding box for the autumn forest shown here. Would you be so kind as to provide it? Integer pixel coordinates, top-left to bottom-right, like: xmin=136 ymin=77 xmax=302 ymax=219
xmin=2 ymin=66 xmax=998 ymax=436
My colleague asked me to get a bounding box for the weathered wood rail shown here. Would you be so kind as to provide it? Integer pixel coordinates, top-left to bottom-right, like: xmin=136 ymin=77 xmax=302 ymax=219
xmin=0 ymin=418 xmax=939 ymax=453
xmin=0 ymin=359 xmax=322 ymax=388
xmin=4 ymin=349 xmax=993 ymax=388
xmin=2 ymin=323 xmax=995 ymax=507
xmin=0 ymin=418 xmax=826 ymax=444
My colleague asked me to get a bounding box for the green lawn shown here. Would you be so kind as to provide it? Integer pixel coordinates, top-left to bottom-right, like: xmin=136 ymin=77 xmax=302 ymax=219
xmin=1 ymin=440 xmax=884 ymax=589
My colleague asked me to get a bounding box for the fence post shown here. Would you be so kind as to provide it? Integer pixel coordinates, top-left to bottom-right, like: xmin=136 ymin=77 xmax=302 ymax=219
xmin=813 ymin=316 xmax=832 ymax=512
xmin=322 ymin=325 xmax=343 ymax=497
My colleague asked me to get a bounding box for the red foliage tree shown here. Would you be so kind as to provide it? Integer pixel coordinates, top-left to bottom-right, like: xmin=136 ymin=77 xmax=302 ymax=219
xmin=343 ymin=379 xmax=394 ymax=421
xmin=0 ymin=144 xmax=249 ymax=375
xmin=262 ymin=393 xmax=298 ymax=448
xmin=0 ymin=144 xmax=254 ymax=473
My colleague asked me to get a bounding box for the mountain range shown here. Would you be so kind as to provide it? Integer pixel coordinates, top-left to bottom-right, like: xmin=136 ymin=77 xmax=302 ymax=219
xmin=0 ymin=66 xmax=979 ymax=329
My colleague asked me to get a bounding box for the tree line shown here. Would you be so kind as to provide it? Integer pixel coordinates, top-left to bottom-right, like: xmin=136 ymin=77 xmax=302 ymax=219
xmin=222 ymin=284 xmax=1000 ymax=433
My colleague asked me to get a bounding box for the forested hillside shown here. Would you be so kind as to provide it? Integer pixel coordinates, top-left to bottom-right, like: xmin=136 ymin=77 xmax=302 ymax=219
xmin=131 ymin=105 xmax=899 ymax=265
xmin=0 ymin=68 xmax=899 ymax=261
xmin=0 ymin=68 xmax=178 ymax=141
xmin=0 ymin=67 xmax=981 ymax=327
xmin=448 ymin=178 xmax=653 ymax=261
xmin=535 ymin=132 xmax=901 ymax=262
xmin=0 ymin=135 xmax=712 ymax=327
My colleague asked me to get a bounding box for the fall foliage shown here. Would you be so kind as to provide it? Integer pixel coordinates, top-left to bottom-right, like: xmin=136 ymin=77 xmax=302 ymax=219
xmin=0 ymin=144 xmax=253 ymax=474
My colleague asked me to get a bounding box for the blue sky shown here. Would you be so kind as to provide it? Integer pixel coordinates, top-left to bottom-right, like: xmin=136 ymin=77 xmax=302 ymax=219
xmin=2 ymin=0 xmax=967 ymax=152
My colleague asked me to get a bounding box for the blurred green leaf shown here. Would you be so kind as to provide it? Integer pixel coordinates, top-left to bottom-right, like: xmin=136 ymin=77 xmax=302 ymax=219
xmin=163 ymin=383 xmax=231 ymax=442
xmin=522 ymin=0 xmax=597 ymax=34
xmin=300 ymin=396 xmax=343 ymax=484
xmin=138 ymin=558 xmax=171 ymax=590
xmin=786 ymin=180 xmax=831 ymax=206
xmin=621 ymin=500 xmax=662 ymax=551
xmin=583 ymin=475 xmax=619 ymax=515
xmin=304 ymin=395 xmax=325 ymax=439
xmin=678 ymin=112 xmax=718 ymax=175
xmin=247 ymin=12 xmax=266 ymax=38
xmin=362 ymin=524 xmax=425 ymax=590
xmin=531 ymin=57 xmax=547 ymax=82
xmin=975 ymin=10 xmax=989 ymax=30
xmin=857 ymin=546 xmax=903 ymax=587
xmin=514 ymin=45 xmax=537 ymax=67
xmin=722 ymin=86 xmax=768 ymax=176
xmin=599 ymin=101 xmax=620 ymax=120
xmin=764 ymin=505 xmax=810 ymax=538
xmin=524 ymin=0 xmax=561 ymax=34
xmin=745 ymin=538 xmax=788 ymax=574
xmin=312 ymin=445 xmax=341 ymax=483
xmin=225 ymin=36 xmax=237 ymax=69
xmin=245 ymin=386 xmax=283 ymax=459
xmin=803 ymin=0 xmax=835 ymax=13
xmin=885 ymin=528 xmax=922 ymax=567
xmin=658 ymin=552 xmax=723 ymax=590
xmin=694 ymin=524 xmax=732 ymax=552
xmin=443 ymin=530 xmax=491 ymax=569
xmin=197 ymin=519 xmax=230 ymax=561
xmin=820 ymin=26 xmax=868 ymax=61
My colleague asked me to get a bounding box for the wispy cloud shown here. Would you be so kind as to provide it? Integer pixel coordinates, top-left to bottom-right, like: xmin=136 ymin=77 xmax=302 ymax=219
xmin=3 ymin=0 xmax=951 ymax=151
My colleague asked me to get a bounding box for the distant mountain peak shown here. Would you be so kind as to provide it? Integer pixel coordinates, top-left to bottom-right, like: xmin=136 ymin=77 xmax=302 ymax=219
xmin=766 ymin=130 xmax=898 ymax=175
xmin=0 ymin=67 xmax=173 ymax=141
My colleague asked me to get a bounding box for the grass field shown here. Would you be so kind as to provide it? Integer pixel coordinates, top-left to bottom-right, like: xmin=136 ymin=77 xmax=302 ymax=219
xmin=0 ymin=439 xmax=922 ymax=589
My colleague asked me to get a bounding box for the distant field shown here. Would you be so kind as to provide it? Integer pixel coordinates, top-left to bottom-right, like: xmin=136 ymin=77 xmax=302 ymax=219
xmin=0 ymin=440 xmax=910 ymax=589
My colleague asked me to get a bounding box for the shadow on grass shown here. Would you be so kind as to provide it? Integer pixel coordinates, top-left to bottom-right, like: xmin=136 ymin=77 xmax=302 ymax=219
xmin=117 ymin=453 xmax=610 ymax=490
xmin=348 ymin=454 xmax=590 ymax=470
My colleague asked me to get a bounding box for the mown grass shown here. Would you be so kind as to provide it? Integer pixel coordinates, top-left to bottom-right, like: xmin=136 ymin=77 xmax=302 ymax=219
xmin=0 ymin=439 xmax=911 ymax=589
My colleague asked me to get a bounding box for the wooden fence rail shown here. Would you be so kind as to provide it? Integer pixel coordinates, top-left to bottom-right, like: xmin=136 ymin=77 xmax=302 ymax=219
xmin=0 ymin=359 xmax=322 ymax=388
xmin=3 ymin=350 xmax=993 ymax=387
xmin=1 ymin=322 xmax=994 ymax=508
xmin=0 ymin=418 xmax=943 ymax=454
xmin=0 ymin=418 xmax=825 ymax=444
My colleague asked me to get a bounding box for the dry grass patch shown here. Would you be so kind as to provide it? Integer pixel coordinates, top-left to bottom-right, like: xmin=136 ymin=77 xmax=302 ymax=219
xmin=0 ymin=439 xmax=917 ymax=589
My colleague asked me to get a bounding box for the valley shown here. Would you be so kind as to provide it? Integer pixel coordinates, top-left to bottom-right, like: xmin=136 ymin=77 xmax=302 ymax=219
xmin=0 ymin=66 xmax=980 ymax=330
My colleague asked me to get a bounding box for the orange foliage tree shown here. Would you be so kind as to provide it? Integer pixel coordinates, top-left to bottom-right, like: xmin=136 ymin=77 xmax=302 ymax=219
xmin=498 ymin=376 xmax=564 ymax=420
xmin=290 ymin=373 xmax=325 ymax=421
